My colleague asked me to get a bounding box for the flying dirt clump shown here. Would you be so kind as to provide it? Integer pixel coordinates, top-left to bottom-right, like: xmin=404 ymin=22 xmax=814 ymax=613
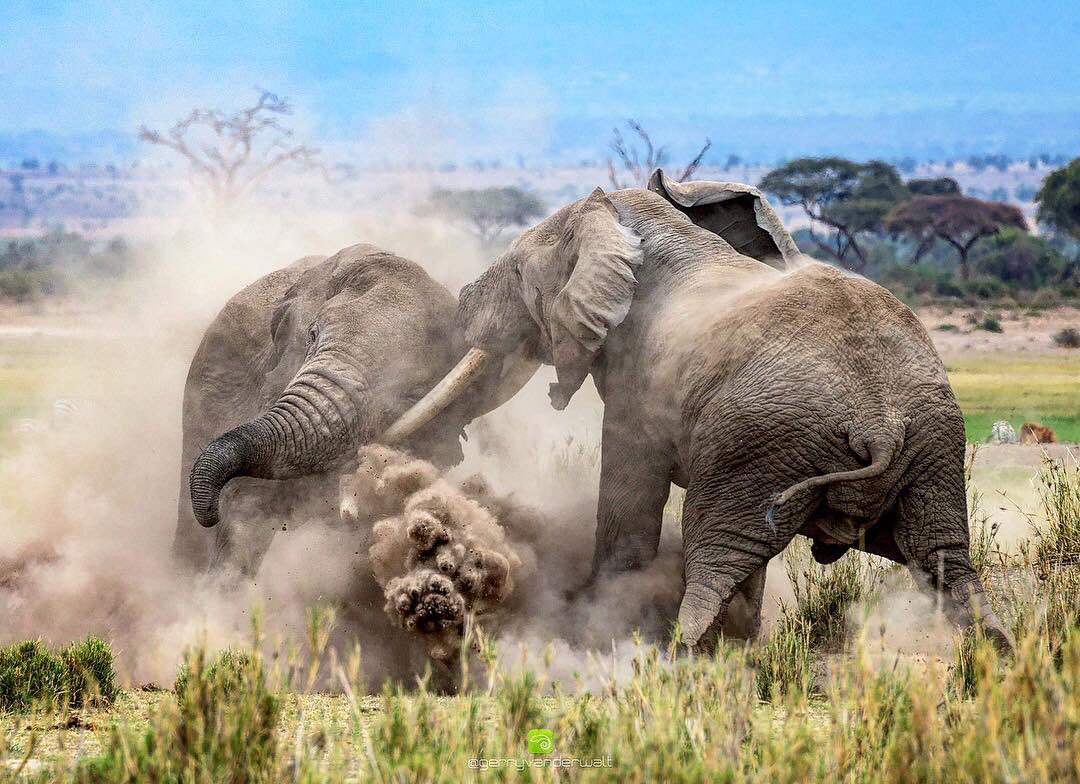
xmin=340 ymin=445 xmax=525 ymax=660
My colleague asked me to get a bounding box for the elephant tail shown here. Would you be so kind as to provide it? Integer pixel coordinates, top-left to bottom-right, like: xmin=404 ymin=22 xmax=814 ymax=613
xmin=765 ymin=421 xmax=905 ymax=529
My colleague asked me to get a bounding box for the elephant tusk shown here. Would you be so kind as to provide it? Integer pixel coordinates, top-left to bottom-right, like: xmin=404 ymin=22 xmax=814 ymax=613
xmin=382 ymin=347 xmax=492 ymax=444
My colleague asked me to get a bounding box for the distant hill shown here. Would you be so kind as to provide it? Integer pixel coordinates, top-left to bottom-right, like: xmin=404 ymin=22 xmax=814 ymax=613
xmin=0 ymin=130 xmax=134 ymax=166
xmin=2 ymin=106 xmax=1079 ymax=169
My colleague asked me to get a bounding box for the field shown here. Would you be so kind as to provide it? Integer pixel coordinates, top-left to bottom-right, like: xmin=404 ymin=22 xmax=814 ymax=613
xmin=1 ymin=306 xmax=1079 ymax=781
xmin=944 ymin=353 xmax=1080 ymax=442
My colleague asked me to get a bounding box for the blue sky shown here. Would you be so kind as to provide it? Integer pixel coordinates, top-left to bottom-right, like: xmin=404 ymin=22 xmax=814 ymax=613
xmin=2 ymin=0 xmax=1078 ymax=160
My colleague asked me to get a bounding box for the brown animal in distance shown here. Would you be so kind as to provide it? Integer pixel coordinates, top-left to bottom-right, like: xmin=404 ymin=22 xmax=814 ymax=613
xmin=1020 ymin=422 xmax=1058 ymax=444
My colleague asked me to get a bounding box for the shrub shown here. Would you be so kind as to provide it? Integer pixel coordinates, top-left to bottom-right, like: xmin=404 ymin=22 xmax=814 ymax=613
xmin=755 ymin=611 xmax=814 ymax=700
xmin=173 ymin=647 xmax=253 ymax=695
xmin=1031 ymin=457 xmax=1080 ymax=566
xmin=962 ymin=276 xmax=1008 ymax=302
xmin=0 ymin=636 xmax=116 ymax=711
xmin=0 ymin=639 xmax=66 ymax=711
xmin=1052 ymin=327 xmax=1080 ymax=348
xmin=971 ymin=228 xmax=1069 ymax=289
xmin=63 ymin=637 xmax=118 ymax=708
xmin=784 ymin=539 xmax=888 ymax=653
xmin=967 ymin=310 xmax=1003 ymax=332
xmin=80 ymin=646 xmax=280 ymax=783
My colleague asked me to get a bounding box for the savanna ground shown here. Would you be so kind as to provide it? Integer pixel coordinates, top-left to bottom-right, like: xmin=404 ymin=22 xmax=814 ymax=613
xmin=1 ymin=301 xmax=1079 ymax=781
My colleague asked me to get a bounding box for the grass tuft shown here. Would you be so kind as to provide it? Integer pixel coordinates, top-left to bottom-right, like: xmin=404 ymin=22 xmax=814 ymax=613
xmin=0 ymin=636 xmax=116 ymax=712
xmin=79 ymin=646 xmax=280 ymax=783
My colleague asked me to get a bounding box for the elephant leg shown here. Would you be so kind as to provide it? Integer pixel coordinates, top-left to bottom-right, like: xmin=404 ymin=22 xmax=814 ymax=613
xmin=892 ymin=455 xmax=1013 ymax=654
xmin=678 ymin=472 xmax=805 ymax=652
xmin=209 ymin=519 xmax=278 ymax=579
xmin=720 ymin=564 xmax=767 ymax=640
xmin=206 ymin=479 xmax=284 ymax=579
xmin=590 ymin=409 xmax=674 ymax=579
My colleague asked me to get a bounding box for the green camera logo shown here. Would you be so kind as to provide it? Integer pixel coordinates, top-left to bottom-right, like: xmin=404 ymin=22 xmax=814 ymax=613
xmin=527 ymin=728 xmax=554 ymax=754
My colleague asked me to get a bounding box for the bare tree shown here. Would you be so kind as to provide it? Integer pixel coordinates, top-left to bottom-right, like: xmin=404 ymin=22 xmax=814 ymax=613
xmin=138 ymin=89 xmax=321 ymax=207
xmin=606 ymin=119 xmax=711 ymax=189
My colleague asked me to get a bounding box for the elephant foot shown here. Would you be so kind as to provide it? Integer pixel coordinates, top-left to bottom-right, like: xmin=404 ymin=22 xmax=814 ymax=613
xmin=951 ymin=583 xmax=1014 ymax=657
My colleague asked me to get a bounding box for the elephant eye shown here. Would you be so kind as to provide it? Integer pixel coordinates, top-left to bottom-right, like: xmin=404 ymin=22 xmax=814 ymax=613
xmin=307 ymin=323 xmax=320 ymax=346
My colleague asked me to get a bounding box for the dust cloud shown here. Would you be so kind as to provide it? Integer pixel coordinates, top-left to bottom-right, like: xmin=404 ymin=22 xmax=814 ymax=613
xmin=0 ymin=189 xmax=688 ymax=689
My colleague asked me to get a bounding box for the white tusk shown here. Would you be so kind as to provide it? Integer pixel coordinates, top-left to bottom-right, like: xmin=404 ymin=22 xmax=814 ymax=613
xmin=382 ymin=348 xmax=491 ymax=444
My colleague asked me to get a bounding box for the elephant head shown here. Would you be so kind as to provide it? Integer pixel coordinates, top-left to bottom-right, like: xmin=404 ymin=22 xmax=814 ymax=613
xmin=381 ymin=173 xmax=799 ymax=433
xmin=189 ymin=245 xmax=525 ymax=530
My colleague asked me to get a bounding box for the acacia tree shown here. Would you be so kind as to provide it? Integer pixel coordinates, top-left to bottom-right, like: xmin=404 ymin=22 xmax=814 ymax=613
xmin=421 ymin=187 xmax=546 ymax=244
xmin=138 ymin=89 xmax=321 ymax=208
xmin=1035 ymin=157 xmax=1080 ymax=241
xmin=759 ymin=157 xmax=909 ymax=273
xmin=607 ymin=119 xmax=712 ymax=189
xmin=885 ymin=195 xmax=1027 ymax=279
xmin=907 ymin=177 xmax=961 ymax=196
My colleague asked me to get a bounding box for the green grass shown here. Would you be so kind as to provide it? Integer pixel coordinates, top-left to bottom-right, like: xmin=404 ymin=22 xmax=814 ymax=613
xmin=943 ymin=352 xmax=1080 ymax=442
xmin=0 ymin=637 xmax=116 ymax=712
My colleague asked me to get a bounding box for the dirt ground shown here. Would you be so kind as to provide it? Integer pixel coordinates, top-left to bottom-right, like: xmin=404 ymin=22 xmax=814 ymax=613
xmin=920 ymin=304 xmax=1080 ymax=354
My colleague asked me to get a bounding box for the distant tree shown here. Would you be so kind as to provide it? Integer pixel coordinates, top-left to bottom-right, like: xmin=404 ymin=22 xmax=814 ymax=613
xmin=759 ymin=157 xmax=909 ymax=273
xmin=885 ymin=195 xmax=1026 ymax=279
xmin=970 ymin=228 xmax=1069 ymax=289
xmin=606 ymin=119 xmax=711 ymax=189
xmin=138 ymin=88 xmax=321 ymax=208
xmin=421 ymin=187 xmax=546 ymax=244
xmin=1035 ymin=157 xmax=1080 ymax=241
xmin=908 ymin=177 xmax=960 ymax=196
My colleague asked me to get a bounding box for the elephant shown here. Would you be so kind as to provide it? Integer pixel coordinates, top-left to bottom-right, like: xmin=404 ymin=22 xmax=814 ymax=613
xmin=174 ymin=243 xmax=533 ymax=575
xmin=389 ymin=170 xmax=1012 ymax=652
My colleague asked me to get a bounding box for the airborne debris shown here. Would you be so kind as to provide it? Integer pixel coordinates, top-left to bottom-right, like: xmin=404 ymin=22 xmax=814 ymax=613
xmin=342 ymin=446 xmax=526 ymax=660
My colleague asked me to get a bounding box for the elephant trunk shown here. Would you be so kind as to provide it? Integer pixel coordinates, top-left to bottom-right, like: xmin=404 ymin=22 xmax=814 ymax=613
xmin=190 ymin=369 xmax=361 ymax=528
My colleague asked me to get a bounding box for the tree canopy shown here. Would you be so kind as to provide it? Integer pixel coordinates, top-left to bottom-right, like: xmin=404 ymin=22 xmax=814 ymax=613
xmin=885 ymin=195 xmax=1026 ymax=279
xmin=908 ymin=177 xmax=961 ymax=196
xmin=421 ymin=187 xmax=546 ymax=244
xmin=759 ymin=157 xmax=909 ymax=273
xmin=1035 ymin=157 xmax=1080 ymax=240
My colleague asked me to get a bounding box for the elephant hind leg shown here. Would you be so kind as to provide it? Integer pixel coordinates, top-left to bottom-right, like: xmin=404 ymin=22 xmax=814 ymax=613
xmin=892 ymin=460 xmax=1013 ymax=654
xmin=721 ymin=564 xmax=768 ymax=640
xmin=678 ymin=474 xmax=805 ymax=651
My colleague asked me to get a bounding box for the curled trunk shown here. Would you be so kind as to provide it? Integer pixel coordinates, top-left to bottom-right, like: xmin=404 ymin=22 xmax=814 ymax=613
xmin=190 ymin=371 xmax=359 ymax=528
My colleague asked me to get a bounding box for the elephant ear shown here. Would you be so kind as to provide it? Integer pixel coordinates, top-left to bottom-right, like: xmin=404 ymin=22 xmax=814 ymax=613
xmin=547 ymin=188 xmax=643 ymax=409
xmin=648 ymin=168 xmax=799 ymax=269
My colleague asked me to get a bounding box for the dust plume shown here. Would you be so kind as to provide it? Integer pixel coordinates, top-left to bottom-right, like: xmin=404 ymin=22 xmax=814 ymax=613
xmin=0 ymin=184 xmax=689 ymax=689
xmin=342 ymin=443 xmax=684 ymax=686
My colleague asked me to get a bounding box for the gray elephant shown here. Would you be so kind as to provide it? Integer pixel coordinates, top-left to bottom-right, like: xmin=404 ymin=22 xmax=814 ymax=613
xmin=175 ymin=243 xmax=530 ymax=575
xmin=389 ymin=170 xmax=1011 ymax=652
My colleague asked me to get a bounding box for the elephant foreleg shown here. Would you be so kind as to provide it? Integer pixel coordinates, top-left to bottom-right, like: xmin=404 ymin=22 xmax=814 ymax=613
xmin=590 ymin=411 xmax=674 ymax=579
